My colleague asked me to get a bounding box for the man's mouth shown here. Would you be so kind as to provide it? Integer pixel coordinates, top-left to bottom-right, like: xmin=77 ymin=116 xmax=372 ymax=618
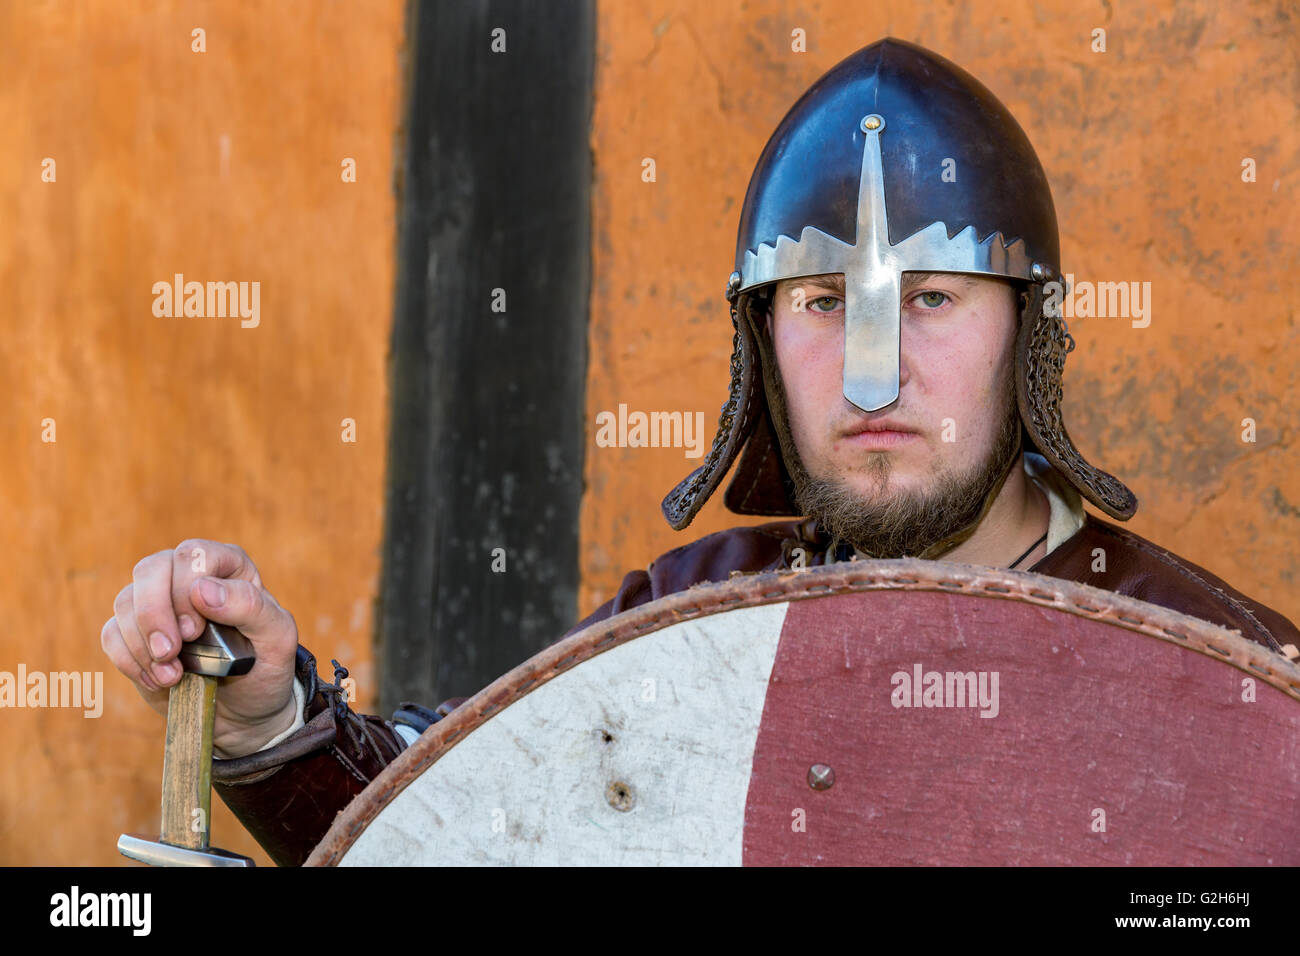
xmin=845 ymin=420 xmax=913 ymax=434
xmin=842 ymin=429 xmax=917 ymax=449
xmin=839 ymin=420 xmax=918 ymax=449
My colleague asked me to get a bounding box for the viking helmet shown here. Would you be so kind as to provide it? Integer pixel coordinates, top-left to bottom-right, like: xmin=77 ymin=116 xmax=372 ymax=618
xmin=662 ymin=37 xmax=1137 ymax=539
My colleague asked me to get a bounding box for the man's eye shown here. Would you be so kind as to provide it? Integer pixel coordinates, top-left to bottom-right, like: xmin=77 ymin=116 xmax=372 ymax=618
xmin=808 ymin=295 xmax=843 ymax=312
xmin=912 ymin=291 xmax=950 ymax=309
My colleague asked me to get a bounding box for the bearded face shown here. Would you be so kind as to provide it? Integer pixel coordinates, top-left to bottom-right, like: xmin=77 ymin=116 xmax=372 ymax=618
xmin=763 ymin=272 xmax=1026 ymax=558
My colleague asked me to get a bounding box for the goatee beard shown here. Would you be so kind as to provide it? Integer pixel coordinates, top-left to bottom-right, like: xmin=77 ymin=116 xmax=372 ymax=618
xmin=790 ymin=375 xmax=1023 ymax=559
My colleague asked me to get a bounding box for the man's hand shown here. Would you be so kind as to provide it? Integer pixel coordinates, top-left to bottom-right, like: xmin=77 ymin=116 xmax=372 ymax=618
xmin=101 ymin=539 xmax=301 ymax=758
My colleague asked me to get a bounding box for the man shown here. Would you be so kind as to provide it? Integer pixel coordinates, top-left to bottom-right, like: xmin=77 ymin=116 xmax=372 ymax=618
xmin=101 ymin=38 xmax=1299 ymax=866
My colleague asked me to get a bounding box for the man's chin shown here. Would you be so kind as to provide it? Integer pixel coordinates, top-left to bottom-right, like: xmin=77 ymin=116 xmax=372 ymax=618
xmin=795 ymin=454 xmax=1008 ymax=560
xmin=796 ymin=475 xmax=936 ymax=558
xmin=823 ymin=461 xmax=929 ymax=507
xmin=833 ymin=472 xmax=915 ymax=501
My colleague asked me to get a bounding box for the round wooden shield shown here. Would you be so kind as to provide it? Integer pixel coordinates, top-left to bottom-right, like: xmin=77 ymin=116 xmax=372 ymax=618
xmin=305 ymin=560 xmax=1300 ymax=866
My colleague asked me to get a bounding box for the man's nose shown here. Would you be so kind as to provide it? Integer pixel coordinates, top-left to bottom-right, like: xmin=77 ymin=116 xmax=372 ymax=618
xmin=839 ymin=318 xmax=908 ymax=411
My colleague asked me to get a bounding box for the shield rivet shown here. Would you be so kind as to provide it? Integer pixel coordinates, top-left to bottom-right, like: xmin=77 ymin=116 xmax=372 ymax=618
xmin=807 ymin=764 xmax=835 ymax=790
xmin=606 ymin=780 xmax=636 ymax=812
xmin=860 ymin=114 xmax=884 ymax=132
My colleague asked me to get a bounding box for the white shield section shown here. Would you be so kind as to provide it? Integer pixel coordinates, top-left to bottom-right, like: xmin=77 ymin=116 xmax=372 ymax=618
xmin=340 ymin=602 xmax=790 ymax=866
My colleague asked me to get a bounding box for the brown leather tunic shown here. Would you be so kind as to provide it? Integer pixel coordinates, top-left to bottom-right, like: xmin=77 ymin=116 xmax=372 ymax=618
xmin=213 ymin=513 xmax=1299 ymax=865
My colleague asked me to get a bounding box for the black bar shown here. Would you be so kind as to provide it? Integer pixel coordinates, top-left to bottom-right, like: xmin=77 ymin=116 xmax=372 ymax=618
xmin=11 ymin=866 xmax=1279 ymax=939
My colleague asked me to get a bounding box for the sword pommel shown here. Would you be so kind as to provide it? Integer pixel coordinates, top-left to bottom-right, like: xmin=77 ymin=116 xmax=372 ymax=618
xmin=178 ymin=621 xmax=256 ymax=677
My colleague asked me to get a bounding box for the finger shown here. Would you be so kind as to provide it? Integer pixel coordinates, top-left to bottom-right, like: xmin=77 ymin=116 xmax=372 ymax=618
xmin=130 ymin=549 xmax=185 ymax=665
xmin=171 ymin=539 xmax=264 ymax=644
xmin=113 ymin=583 xmax=158 ymax=679
xmin=188 ymin=576 xmax=291 ymax=645
xmin=101 ymin=616 xmax=162 ymax=694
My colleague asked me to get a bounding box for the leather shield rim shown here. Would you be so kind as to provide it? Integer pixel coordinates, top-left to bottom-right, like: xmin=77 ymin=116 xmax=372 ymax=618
xmin=304 ymin=560 xmax=1300 ymax=866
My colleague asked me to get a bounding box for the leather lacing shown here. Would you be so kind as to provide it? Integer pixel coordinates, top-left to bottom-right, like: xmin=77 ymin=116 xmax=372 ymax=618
xmin=313 ymin=657 xmax=391 ymax=762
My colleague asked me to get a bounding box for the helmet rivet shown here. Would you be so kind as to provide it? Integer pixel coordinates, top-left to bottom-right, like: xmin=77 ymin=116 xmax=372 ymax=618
xmin=1030 ymin=262 xmax=1055 ymax=283
xmin=726 ymin=272 xmax=744 ymax=303
xmin=861 ymin=114 xmax=884 ymax=132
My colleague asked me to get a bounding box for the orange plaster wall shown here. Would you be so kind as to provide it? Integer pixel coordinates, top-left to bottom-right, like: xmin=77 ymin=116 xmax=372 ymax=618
xmin=0 ymin=1 xmax=406 ymax=865
xmin=581 ymin=0 xmax=1299 ymax=630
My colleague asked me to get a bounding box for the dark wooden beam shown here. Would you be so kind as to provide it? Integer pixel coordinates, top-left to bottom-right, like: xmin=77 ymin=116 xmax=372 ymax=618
xmin=378 ymin=0 xmax=593 ymax=713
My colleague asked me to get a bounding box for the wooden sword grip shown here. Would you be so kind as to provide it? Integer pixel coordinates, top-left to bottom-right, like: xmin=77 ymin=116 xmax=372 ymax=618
xmin=159 ymin=672 xmax=217 ymax=849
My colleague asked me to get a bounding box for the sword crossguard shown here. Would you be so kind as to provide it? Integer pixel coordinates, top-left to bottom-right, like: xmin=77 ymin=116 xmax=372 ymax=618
xmin=117 ymin=833 xmax=255 ymax=867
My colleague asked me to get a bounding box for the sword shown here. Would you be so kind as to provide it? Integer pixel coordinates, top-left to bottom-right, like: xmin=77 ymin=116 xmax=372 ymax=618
xmin=117 ymin=621 xmax=257 ymax=866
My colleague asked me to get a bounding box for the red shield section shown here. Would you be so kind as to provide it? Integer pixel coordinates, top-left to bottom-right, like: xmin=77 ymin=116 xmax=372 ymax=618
xmin=743 ymin=587 xmax=1300 ymax=865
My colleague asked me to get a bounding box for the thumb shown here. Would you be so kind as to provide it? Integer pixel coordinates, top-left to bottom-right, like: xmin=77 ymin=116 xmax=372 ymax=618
xmin=188 ymin=575 xmax=290 ymax=642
